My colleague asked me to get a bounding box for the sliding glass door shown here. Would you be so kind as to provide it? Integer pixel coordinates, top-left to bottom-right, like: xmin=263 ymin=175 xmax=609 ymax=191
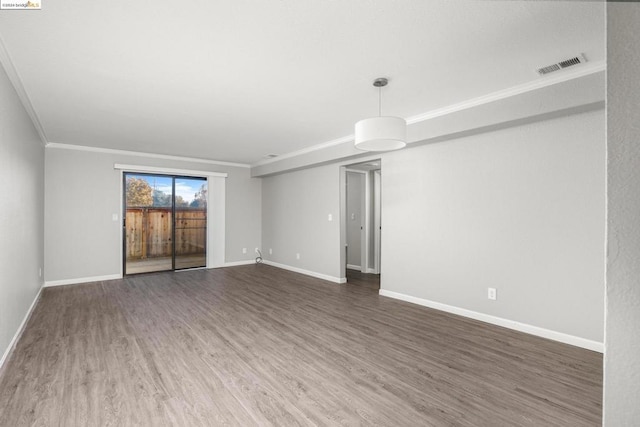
xmin=123 ymin=173 xmax=207 ymax=275
xmin=174 ymin=177 xmax=207 ymax=270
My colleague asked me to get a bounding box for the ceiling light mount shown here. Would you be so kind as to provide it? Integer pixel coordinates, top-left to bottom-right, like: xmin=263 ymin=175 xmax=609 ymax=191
xmin=354 ymin=77 xmax=407 ymax=152
xmin=373 ymin=77 xmax=388 ymax=88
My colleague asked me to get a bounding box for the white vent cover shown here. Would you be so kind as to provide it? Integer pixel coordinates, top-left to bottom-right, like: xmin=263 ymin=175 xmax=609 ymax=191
xmin=537 ymin=54 xmax=587 ymax=75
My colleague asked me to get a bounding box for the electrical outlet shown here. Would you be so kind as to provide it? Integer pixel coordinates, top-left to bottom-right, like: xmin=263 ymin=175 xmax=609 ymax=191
xmin=269 ymin=248 xmax=273 ymax=255
xmin=488 ymin=288 xmax=497 ymax=301
xmin=328 ymin=213 xmax=333 ymax=221
xmin=38 ymin=267 xmax=42 ymax=278
xmin=242 ymin=248 xmax=247 ymax=254
xmin=296 ymin=253 xmax=300 ymax=260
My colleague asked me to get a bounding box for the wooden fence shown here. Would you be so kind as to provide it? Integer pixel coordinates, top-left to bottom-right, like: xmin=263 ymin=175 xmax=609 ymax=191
xmin=125 ymin=207 xmax=206 ymax=259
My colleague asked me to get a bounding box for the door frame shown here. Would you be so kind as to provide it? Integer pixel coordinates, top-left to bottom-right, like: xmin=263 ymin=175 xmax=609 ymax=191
xmin=345 ymin=169 xmax=369 ymax=273
xmin=121 ymin=172 xmax=208 ymax=275
xmin=373 ymin=169 xmax=381 ymax=274
xmin=115 ymin=164 xmax=227 ymax=277
xmin=339 ymin=158 xmax=382 ymax=281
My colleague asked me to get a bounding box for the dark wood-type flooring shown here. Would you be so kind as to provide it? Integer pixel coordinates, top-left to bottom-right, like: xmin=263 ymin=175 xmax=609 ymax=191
xmin=346 ymin=269 xmax=380 ymax=290
xmin=0 ymin=265 xmax=602 ymax=426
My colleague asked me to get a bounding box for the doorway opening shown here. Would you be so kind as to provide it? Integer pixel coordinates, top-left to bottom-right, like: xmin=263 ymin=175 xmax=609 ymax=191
xmin=123 ymin=173 xmax=207 ymax=275
xmin=341 ymin=160 xmax=382 ymax=289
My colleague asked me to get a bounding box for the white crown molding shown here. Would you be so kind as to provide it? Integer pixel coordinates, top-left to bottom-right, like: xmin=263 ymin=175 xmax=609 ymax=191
xmin=46 ymin=142 xmax=251 ymax=168
xmin=250 ymin=60 xmax=606 ymax=169
xmin=405 ymin=60 xmax=606 ymax=125
xmin=251 ymin=135 xmax=354 ymax=167
xmin=113 ymin=163 xmax=228 ymax=178
xmin=0 ymin=33 xmax=48 ymax=144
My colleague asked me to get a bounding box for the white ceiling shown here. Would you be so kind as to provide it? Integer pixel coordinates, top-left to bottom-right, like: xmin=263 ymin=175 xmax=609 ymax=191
xmin=0 ymin=1 xmax=605 ymax=165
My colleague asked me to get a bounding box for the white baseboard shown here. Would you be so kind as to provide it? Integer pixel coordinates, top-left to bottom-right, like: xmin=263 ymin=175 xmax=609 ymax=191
xmin=379 ymin=289 xmax=604 ymax=353
xmin=346 ymin=264 xmax=361 ymax=271
xmin=223 ymin=260 xmax=256 ymax=267
xmin=263 ymin=260 xmax=346 ymax=284
xmin=44 ymin=274 xmax=122 ymax=287
xmin=366 ymin=268 xmax=378 ymax=274
xmin=0 ymin=285 xmax=43 ymax=371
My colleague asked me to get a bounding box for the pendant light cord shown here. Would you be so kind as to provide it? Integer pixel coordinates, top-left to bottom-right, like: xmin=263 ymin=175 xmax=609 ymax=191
xmin=372 ymin=77 xmax=388 ymax=117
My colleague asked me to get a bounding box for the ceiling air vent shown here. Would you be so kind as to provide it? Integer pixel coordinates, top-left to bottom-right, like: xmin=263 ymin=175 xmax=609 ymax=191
xmin=537 ymin=54 xmax=587 ymax=76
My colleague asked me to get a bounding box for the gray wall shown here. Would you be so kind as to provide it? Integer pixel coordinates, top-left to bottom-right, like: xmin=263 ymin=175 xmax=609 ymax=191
xmin=0 ymin=62 xmax=44 ymax=362
xmin=44 ymin=148 xmax=261 ymax=282
xmin=346 ymin=171 xmax=363 ymax=268
xmin=261 ymin=110 xmax=605 ymax=344
xmin=382 ymin=110 xmax=605 ymax=343
xmin=262 ymin=164 xmax=341 ymax=279
xmin=604 ymin=3 xmax=640 ymax=424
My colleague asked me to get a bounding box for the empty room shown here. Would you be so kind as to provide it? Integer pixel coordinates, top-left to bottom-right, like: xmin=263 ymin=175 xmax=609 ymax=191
xmin=0 ymin=1 xmax=638 ymax=426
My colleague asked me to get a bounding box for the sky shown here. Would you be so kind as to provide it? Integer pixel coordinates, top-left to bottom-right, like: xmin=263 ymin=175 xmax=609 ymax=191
xmin=129 ymin=174 xmax=205 ymax=203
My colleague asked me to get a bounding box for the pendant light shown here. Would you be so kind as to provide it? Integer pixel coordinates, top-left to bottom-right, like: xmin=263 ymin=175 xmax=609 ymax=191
xmin=354 ymin=77 xmax=407 ymax=151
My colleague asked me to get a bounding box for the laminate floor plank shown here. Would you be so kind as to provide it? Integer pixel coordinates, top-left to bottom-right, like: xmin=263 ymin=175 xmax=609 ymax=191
xmin=0 ymin=265 xmax=602 ymax=426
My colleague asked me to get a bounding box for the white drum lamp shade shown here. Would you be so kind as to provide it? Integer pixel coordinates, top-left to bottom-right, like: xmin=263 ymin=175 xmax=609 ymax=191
xmin=355 ymin=116 xmax=407 ymax=151
xmin=354 ymin=77 xmax=407 ymax=152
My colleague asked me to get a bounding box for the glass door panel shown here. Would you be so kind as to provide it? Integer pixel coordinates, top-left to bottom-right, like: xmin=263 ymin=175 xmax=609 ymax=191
xmin=124 ymin=173 xmax=174 ymax=274
xmin=174 ymin=178 xmax=207 ymax=270
xmin=124 ymin=173 xmax=207 ymax=275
